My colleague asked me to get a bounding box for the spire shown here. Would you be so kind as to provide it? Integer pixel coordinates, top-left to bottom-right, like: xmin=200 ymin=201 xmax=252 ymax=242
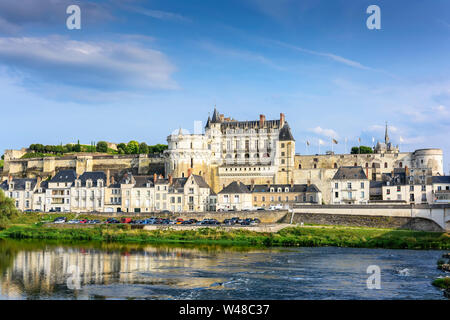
xmin=211 ymin=106 xmax=220 ymax=123
xmin=205 ymin=116 xmax=211 ymax=129
xmin=385 ymin=121 xmax=390 ymax=145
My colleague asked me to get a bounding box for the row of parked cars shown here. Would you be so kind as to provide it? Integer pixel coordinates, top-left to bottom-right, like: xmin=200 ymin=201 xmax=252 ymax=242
xmin=52 ymin=216 xmax=261 ymax=226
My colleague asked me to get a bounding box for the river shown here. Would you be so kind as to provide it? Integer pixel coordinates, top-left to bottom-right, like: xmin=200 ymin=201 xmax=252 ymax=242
xmin=0 ymin=239 xmax=446 ymax=300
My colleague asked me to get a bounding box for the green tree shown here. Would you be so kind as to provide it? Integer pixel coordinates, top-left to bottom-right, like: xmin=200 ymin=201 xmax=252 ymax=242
xmin=351 ymin=146 xmax=374 ymax=154
xmin=139 ymin=142 xmax=149 ymax=154
xmin=126 ymin=141 xmax=139 ymax=154
xmin=0 ymin=189 xmax=19 ymax=229
xmin=117 ymin=143 xmax=127 ymax=154
xmin=96 ymin=141 xmax=108 ymax=153
xmin=74 ymin=140 xmax=81 ymax=152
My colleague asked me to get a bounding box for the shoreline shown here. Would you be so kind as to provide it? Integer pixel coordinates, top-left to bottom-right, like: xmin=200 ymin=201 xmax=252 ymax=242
xmin=1 ymin=223 xmax=449 ymax=250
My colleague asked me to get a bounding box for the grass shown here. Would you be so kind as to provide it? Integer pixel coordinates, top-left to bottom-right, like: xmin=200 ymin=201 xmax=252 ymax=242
xmin=432 ymin=277 xmax=450 ymax=290
xmin=0 ymin=218 xmax=449 ymax=249
xmin=0 ymin=159 xmax=3 ymax=168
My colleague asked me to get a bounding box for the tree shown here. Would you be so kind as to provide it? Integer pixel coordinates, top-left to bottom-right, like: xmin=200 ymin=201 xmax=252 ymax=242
xmin=117 ymin=143 xmax=126 ymax=154
xmin=139 ymin=142 xmax=149 ymax=154
xmin=96 ymin=141 xmax=108 ymax=153
xmin=74 ymin=140 xmax=81 ymax=152
xmin=351 ymin=146 xmax=374 ymax=154
xmin=149 ymin=144 xmax=168 ymax=154
xmin=126 ymin=141 xmax=139 ymax=154
xmin=0 ymin=189 xmax=19 ymax=229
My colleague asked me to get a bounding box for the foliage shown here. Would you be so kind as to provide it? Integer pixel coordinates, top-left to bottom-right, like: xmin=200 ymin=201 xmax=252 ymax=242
xmin=432 ymin=277 xmax=450 ymax=290
xmin=96 ymin=141 xmax=108 ymax=153
xmin=126 ymin=141 xmax=140 ymax=154
xmin=139 ymin=142 xmax=149 ymax=154
xmin=351 ymin=146 xmax=374 ymax=154
xmin=0 ymin=190 xmax=20 ymax=229
xmin=148 ymin=144 xmax=168 ymax=154
xmin=1 ymin=223 xmax=449 ymax=250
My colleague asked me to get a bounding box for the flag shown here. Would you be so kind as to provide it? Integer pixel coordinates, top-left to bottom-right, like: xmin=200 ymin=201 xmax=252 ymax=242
xmin=358 ymin=137 xmax=361 ymax=143
xmin=399 ymin=136 xmax=404 ymax=143
xmin=306 ymin=141 xmax=310 ymax=146
xmin=372 ymin=137 xmax=375 ymax=144
xmin=319 ymin=139 xmax=325 ymax=145
xmin=332 ymin=138 xmax=338 ymax=144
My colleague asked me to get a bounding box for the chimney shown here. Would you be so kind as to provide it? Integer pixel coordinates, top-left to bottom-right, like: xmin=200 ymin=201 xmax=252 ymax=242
xmin=106 ymin=169 xmax=110 ymax=186
xmin=8 ymin=175 xmax=12 ymax=183
xmin=219 ymin=114 xmax=224 ymax=122
xmin=153 ymin=173 xmax=157 ymax=183
xmin=187 ymin=168 xmax=192 ymax=177
xmin=168 ymin=174 xmax=173 ymax=185
xmin=111 ymin=176 xmax=115 ymax=185
xmin=267 ymin=180 xmax=271 ymax=188
xmin=159 ymin=174 xmax=163 ymax=179
xmin=37 ymin=176 xmax=42 ymax=187
xmin=259 ymin=114 xmax=266 ymax=127
xmin=280 ymin=113 xmax=285 ymax=127
xmin=251 ymin=179 xmax=255 ymax=191
xmin=405 ymin=166 xmax=410 ymax=177
xmin=307 ymin=179 xmax=311 ymax=186
xmin=290 ymin=178 xmax=294 ymax=188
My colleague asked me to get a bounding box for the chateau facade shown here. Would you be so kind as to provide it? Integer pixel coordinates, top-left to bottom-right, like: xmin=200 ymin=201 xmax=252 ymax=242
xmin=1 ymin=108 xmax=446 ymax=206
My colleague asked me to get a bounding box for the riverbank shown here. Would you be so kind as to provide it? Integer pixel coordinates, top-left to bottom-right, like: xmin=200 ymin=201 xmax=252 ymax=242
xmin=0 ymin=223 xmax=449 ymax=249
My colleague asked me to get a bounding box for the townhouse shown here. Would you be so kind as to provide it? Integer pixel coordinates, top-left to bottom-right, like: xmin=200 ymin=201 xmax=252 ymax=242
xmin=0 ymin=177 xmax=38 ymax=211
xmin=331 ymin=166 xmax=370 ymax=204
xmin=70 ymin=171 xmax=106 ymax=213
xmin=251 ymin=182 xmax=322 ymax=208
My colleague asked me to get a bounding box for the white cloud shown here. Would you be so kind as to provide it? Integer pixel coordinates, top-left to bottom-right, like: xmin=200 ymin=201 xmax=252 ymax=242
xmin=310 ymin=126 xmax=338 ymax=138
xmin=0 ymin=36 xmax=178 ymax=90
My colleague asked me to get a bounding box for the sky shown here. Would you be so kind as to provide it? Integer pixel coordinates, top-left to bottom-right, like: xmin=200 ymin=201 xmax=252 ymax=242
xmin=0 ymin=0 xmax=449 ymax=173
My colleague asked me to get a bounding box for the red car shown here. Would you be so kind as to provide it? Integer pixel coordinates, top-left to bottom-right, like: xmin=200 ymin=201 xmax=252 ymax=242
xmin=79 ymin=219 xmax=87 ymax=224
xmin=121 ymin=218 xmax=132 ymax=224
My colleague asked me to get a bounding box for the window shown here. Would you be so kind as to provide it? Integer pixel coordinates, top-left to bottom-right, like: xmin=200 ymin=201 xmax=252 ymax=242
xmin=387 ymin=189 xmax=391 ymax=195
xmin=334 ymin=163 xmax=337 ymax=168
xmin=234 ymin=195 xmax=239 ymax=203
xmin=335 ymin=183 xmax=338 ymax=189
xmin=361 ymin=191 xmax=365 ymax=198
xmin=298 ymin=164 xmax=302 ymax=169
xmin=361 ymin=182 xmax=364 ymax=189
xmin=397 ymin=186 xmax=401 ymax=192
xmin=348 ymin=191 xmax=353 ymax=199
xmin=347 ymin=182 xmax=352 ymax=189
xmin=421 ymin=185 xmax=426 ymax=191
xmin=384 ymin=162 xmax=388 ymax=168
xmin=410 ymin=185 xmax=414 ymax=191
xmin=313 ymin=164 xmax=317 ymax=169
xmin=223 ymin=195 xmax=229 ymax=203
xmin=335 ymin=192 xmax=339 ymax=198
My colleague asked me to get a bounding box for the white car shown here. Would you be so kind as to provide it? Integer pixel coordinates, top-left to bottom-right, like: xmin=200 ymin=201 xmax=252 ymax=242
xmin=67 ymin=220 xmax=79 ymax=224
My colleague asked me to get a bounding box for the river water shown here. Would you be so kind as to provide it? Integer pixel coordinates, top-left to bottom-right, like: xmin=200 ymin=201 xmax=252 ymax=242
xmin=0 ymin=239 xmax=446 ymax=300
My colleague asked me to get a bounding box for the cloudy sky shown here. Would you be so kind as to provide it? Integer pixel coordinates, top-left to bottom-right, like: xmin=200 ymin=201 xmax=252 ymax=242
xmin=0 ymin=0 xmax=449 ymax=172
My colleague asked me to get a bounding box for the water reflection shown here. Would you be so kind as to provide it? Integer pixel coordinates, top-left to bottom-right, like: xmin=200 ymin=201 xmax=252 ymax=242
xmin=0 ymin=240 xmax=268 ymax=299
xmin=0 ymin=239 xmax=446 ymax=300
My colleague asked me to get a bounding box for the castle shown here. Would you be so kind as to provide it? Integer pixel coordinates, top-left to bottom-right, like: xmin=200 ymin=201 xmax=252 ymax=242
xmin=1 ymin=108 xmax=445 ymax=205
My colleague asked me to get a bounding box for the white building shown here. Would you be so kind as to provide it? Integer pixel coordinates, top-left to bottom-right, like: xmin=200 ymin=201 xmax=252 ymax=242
xmin=217 ymin=181 xmax=253 ymax=211
xmin=331 ymin=166 xmax=370 ymax=204
xmin=45 ymin=170 xmax=76 ymax=212
xmin=0 ymin=177 xmax=38 ymax=211
xmin=70 ymin=172 xmax=106 ymax=213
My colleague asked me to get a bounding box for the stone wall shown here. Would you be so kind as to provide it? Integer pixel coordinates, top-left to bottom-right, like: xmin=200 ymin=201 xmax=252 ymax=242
xmin=282 ymin=212 xmax=444 ymax=232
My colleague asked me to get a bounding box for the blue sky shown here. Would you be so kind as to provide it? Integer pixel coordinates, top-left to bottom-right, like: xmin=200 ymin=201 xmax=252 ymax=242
xmin=0 ymin=0 xmax=449 ymax=172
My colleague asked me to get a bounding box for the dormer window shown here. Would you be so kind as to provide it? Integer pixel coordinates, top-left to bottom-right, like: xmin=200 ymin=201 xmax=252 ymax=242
xmin=98 ymin=180 xmax=103 ymax=187
xmin=277 ymin=187 xmax=282 ymax=193
xmin=270 ymin=188 xmax=274 ymax=193
xmin=76 ymin=180 xmax=81 ymax=187
xmin=285 ymin=187 xmax=289 ymax=192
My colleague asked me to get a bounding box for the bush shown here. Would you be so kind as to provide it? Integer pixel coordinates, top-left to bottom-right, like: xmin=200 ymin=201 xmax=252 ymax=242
xmin=0 ymin=190 xmax=20 ymax=229
xmin=96 ymin=141 xmax=108 ymax=153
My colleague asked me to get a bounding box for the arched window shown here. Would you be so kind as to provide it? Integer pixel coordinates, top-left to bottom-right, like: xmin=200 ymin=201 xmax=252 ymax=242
xmin=334 ymin=163 xmax=337 ymax=168
xmin=399 ymin=162 xmax=403 ymax=168
xmin=313 ymin=164 xmax=317 ymax=169
xmin=384 ymin=162 xmax=388 ymax=168
xmin=354 ymin=163 xmax=357 ymax=167
xmin=365 ymin=163 xmax=369 ymax=168
xmin=298 ymin=164 xmax=302 ymax=169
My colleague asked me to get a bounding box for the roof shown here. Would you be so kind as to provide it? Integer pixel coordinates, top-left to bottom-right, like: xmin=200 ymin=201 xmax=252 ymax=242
xmin=0 ymin=178 xmax=37 ymax=191
xmin=279 ymin=123 xmax=295 ymax=141
xmin=219 ymin=181 xmax=251 ymax=194
xmin=251 ymin=184 xmax=320 ymax=193
xmin=432 ymin=176 xmax=450 ymax=184
xmin=332 ymin=166 xmax=367 ymax=180
xmin=49 ymin=170 xmax=77 ymax=183
xmin=370 ymin=181 xmax=383 ymax=188
xmin=77 ymin=171 xmax=106 ymax=187
xmin=191 ymin=175 xmax=211 ymax=189
xmin=382 ymin=171 xmax=407 ymax=186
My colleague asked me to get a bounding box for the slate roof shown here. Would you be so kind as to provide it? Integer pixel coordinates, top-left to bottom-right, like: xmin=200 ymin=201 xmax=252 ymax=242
xmin=50 ymin=170 xmax=77 ymax=183
xmin=382 ymin=171 xmax=407 ymax=186
xmin=77 ymin=171 xmax=107 ymax=187
xmin=432 ymin=176 xmax=450 ymax=184
xmin=279 ymin=123 xmax=295 ymax=141
xmin=219 ymin=181 xmax=251 ymax=194
xmin=332 ymin=166 xmax=367 ymax=180
xmin=251 ymin=184 xmax=320 ymax=193
xmin=191 ymin=175 xmax=211 ymax=189
xmin=0 ymin=178 xmax=37 ymax=191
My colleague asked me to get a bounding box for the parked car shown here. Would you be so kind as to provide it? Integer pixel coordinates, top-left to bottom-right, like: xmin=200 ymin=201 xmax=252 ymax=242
xmin=121 ymin=218 xmax=132 ymax=224
xmin=106 ymin=218 xmax=120 ymax=224
xmin=53 ymin=217 xmax=66 ymax=223
xmin=79 ymin=219 xmax=88 ymax=224
xmin=67 ymin=219 xmax=79 ymax=224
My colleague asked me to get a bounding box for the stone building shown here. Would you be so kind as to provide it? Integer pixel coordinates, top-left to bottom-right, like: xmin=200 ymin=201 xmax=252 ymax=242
xmin=0 ymin=177 xmax=38 ymax=211
xmin=70 ymin=171 xmax=106 ymax=213
xmin=217 ymin=181 xmax=253 ymax=211
xmin=331 ymin=166 xmax=370 ymax=204
xmin=45 ymin=170 xmax=77 ymax=212
xmin=251 ymin=182 xmax=322 ymax=208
